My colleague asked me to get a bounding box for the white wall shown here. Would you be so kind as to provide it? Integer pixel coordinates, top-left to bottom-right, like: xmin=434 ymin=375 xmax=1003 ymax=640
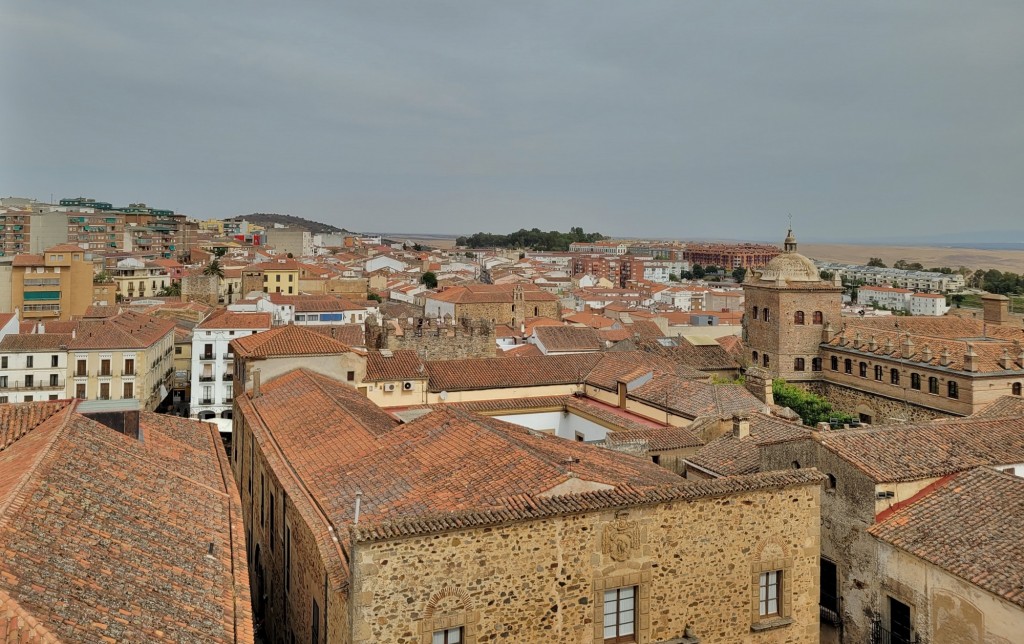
xmin=494 ymin=410 xmax=611 ymax=442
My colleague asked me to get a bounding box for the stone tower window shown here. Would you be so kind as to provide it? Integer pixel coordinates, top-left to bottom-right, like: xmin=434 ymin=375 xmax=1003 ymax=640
xmin=1013 ymin=382 xmax=1021 ymax=396
xmin=911 ymin=373 xmax=921 ymax=390
xmin=948 ymin=381 xmax=959 ymax=399
xmin=762 ymin=308 xmax=770 ymax=322
xmin=812 ymin=357 xmax=822 ymax=371
xmin=813 ymin=311 xmax=823 ymax=324
xmin=753 ymin=306 xmax=759 ymax=319
xmin=844 ymin=359 xmax=852 ymax=374
xmin=794 ymin=358 xmax=805 ymax=371
xmin=831 ymin=356 xmax=838 ymax=371
xmin=752 ymin=351 xmax=759 ymax=363
xmin=794 ymin=311 xmax=804 ymax=325
xmin=928 ymin=377 xmax=939 ymax=394
xmin=763 ymin=354 xmax=770 ymax=368
xmin=890 ymin=369 xmax=900 ymax=385
xmin=874 ymin=365 xmax=883 ymax=381
xmin=859 ymin=362 xmax=867 ymax=378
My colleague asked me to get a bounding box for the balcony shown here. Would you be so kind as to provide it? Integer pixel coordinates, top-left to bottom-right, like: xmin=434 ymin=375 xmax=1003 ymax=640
xmin=123 ymin=369 xmax=135 ymax=376
xmin=199 ymin=353 xmax=215 ymax=361
xmin=221 ymin=398 xmax=233 ymax=405
xmin=198 ymin=375 xmax=215 ymax=382
xmin=222 ymin=353 xmax=234 ymax=360
xmin=199 ymin=398 xmax=213 ymax=405
xmin=222 ymin=373 xmax=233 ymax=381
xmin=0 ymin=379 xmax=64 ymax=391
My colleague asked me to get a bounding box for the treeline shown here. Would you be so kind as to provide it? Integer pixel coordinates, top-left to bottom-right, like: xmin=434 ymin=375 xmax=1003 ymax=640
xmin=977 ymin=269 xmax=1024 ymax=295
xmin=456 ymin=227 xmax=605 ymax=251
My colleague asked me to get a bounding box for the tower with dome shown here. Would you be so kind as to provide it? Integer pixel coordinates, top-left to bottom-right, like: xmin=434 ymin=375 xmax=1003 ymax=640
xmin=742 ymin=228 xmax=843 ymax=383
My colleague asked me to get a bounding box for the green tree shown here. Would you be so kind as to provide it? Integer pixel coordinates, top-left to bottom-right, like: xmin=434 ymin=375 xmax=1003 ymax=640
xmin=819 ymin=270 xmax=835 ymax=281
xmin=867 ymin=257 xmax=886 ymax=268
xmin=213 ymin=246 xmax=228 ymax=258
xmin=668 ymin=273 xmax=680 ymax=282
xmin=158 ymin=282 xmax=182 ymax=297
xmin=772 ymin=380 xmax=855 ymax=426
xmin=413 ymin=243 xmax=423 ymax=251
xmin=731 ymin=267 xmax=747 ymax=283
xmin=464 ymin=251 xmax=475 ymax=259
xmin=692 ymin=264 xmax=706 ymax=279
xmin=202 ymin=259 xmax=224 ymax=279
xmin=367 ymin=292 xmax=383 ymax=303
xmin=421 ymin=271 xmax=438 ymax=289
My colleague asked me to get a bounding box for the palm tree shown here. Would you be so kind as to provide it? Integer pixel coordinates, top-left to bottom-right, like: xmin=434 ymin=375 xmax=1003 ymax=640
xmin=203 ymin=259 xmax=225 ymax=279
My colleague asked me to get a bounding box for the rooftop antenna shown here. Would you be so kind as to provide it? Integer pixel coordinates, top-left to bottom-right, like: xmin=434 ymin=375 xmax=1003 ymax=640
xmin=562 ymin=456 xmax=580 ymax=476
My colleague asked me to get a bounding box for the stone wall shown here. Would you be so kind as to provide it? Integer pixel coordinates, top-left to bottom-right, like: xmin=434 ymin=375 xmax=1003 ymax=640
xmin=456 ymin=299 xmax=560 ymax=327
xmin=367 ymin=316 xmax=497 ymax=361
xmin=350 ymin=483 xmax=822 ymax=643
xmin=181 ymin=273 xmax=219 ymax=306
xmin=807 ymin=381 xmax=955 ymax=424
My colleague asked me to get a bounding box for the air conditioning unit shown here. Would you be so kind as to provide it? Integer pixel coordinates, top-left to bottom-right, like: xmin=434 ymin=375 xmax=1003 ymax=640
xmin=384 ymin=383 xmax=397 ymax=392
xmin=403 ymin=381 xmax=414 ymax=391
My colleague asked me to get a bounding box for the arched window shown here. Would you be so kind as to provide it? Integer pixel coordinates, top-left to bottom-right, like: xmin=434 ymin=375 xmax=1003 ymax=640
xmin=844 ymin=359 xmax=852 ymax=374
xmin=763 ymin=354 xmax=770 ymax=367
xmin=826 ymin=474 xmax=837 ymax=489
xmin=794 ymin=311 xmax=805 ymax=325
xmin=534 ymin=306 xmax=539 ymax=316
xmin=813 ymin=311 xmax=823 ymax=324
xmin=948 ymin=381 xmax=959 ymax=399
xmin=794 ymin=358 xmax=805 ymax=371
xmin=763 ymin=308 xmax=770 ymax=322
xmin=911 ymin=373 xmax=921 ymax=390
xmin=874 ymin=365 xmax=883 ymax=381
xmin=890 ymin=369 xmax=900 ymax=385
xmin=752 ymin=350 xmax=759 ymax=363
xmin=859 ymin=362 xmax=867 ymax=378
xmin=812 ymin=357 xmax=822 ymax=372
xmin=928 ymin=376 xmax=940 ymax=394
xmin=1014 ymin=383 xmax=1022 ymax=396
xmin=831 ymin=356 xmax=839 ymax=371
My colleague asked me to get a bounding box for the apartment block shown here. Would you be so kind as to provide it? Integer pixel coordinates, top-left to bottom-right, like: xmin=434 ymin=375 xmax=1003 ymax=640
xmin=9 ymin=244 xmax=97 ymax=320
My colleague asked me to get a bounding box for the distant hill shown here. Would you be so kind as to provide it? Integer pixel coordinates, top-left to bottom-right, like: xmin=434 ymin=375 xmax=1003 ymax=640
xmin=236 ymin=213 xmax=348 ymax=235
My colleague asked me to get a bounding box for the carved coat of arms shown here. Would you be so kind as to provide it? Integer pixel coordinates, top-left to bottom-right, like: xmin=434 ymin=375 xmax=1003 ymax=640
xmin=602 ymin=518 xmax=640 ymax=562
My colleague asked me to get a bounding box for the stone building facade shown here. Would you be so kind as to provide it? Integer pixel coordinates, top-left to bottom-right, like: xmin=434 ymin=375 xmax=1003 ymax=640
xmin=350 ymin=475 xmax=823 ymax=643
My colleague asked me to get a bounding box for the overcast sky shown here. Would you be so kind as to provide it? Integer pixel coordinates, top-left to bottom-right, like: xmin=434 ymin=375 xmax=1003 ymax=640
xmin=2 ymin=1 xmax=1022 ymax=242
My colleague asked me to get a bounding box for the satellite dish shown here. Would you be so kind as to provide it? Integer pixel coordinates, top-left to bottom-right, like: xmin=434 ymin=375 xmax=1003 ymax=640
xmin=439 ymin=390 xmax=448 ymax=401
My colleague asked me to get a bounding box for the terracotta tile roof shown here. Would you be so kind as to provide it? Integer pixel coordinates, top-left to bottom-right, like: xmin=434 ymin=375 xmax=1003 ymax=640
xmin=534 ymin=325 xmax=603 ymax=353
xmin=867 ymin=467 xmax=1024 ymax=608
xmin=231 ymin=324 xmax=352 ymax=358
xmin=67 ymin=311 xmax=175 ymax=350
xmin=29 ymin=320 xmax=79 ymax=334
xmin=500 ymin=344 xmax=544 ymax=358
xmin=352 ymin=469 xmax=826 ymax=542
xmin=426 ymin=354 xmax=603 ymax=392
xmin=10 ymin=254 xmax=44 ymax=267
xmin=0 ymin=400 xmax=73 ymax=453
xmin=306 ymin=324 xmax=366 ymax=347
xmin=819 ymin=415 xmax=1024 ymax=482
xmin=828 ymin=316 xmax=1024 ymax=373
xmin=629 ymin=320 xmax=664 ymax=341
xmin=639 ymin=336 xmax=741 ymax=372
xmin=0 ymin=333 xmax=72 ymax=353
xmin=82 ymin=304 xmax=123 ymax=318
xmin=0 ymin=409 xmax=253 ymax=642
xmin=598 ymin=328 xmax=632 ymax=343
xmin=564 ymin=312 xmax=617 ymax=329
xmin=42 ymin=244 xmax=86 ymax=253
xmin=365 ymin=350 xmax=426 ymax=382
xmin=975 ymin=396 xmax=1024 ymax=418
xmin=196 ymin=309 xmax=272 ymax=330
xmin=628 ymin=375 xmax=766 ymax=421
xmin=686 ymin=414 xmax=811 ymax=476
xmin=583 ymin=351 xmax=704 ymax=390
xmin=715 ymin=334 xmax=744 ymax=356
xmin=605 ymin=425 xmax=704 ymax=451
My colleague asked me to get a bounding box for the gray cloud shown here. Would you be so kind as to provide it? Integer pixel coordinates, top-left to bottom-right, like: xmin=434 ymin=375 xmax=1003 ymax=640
xmin=2 ymin=1 xmax=1023 ymax=242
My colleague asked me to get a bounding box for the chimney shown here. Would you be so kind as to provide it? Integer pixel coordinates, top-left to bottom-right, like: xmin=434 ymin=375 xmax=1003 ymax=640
xmin=902 ymin=334 xmax=914 ymax=358
xmin=822 ymin=321 xmax=836 ymax=343
xmin=921 ymin=344 xmax=933 ymax=363
xmin=852 ymin=332 xmax=862 ymax=349
xmin=732 ymin=414 xmax=751 ymax=439
xmin=940 ymin=346 xmax=951 ymax=367
xmin=982 ymin=293 xmax=1010 ymax=326
xmin=37 ymin=321 xmax=45 ymax=334
xmin=883 ymin=337 xmax=894 ymax=354
xmin=999 ymin=348 xmax=1012 ymax=370
xmin=964 ymin=344 xmax=979 ymax=372
xmin=252 ymin=368 xmax=262 ymax=398
xmin=868 ymin=335 xmax=878 ymax=352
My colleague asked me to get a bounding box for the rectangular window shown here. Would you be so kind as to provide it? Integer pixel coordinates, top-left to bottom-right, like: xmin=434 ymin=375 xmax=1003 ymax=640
xmin=346 ymin=371 xmax=355 ymax=382
xmin=124 ymin=358 xmax=135 ymax=375
xmin=100 ymin=359 xmax=110 ymax=376
xmin=77 ymin=359 xmax=86 ymax=376
xmin=76 ymin=383 xmax=86 ymax=398
xmin=24 ymin=375 xmax=33 ymax=387
xmin=175 ymin=346 xmax=182 ymax=355
xmin=432 ymin=627 xmax=462 ymax=644
xmin=0 ymin=356 xmax=6 ymax=369
xmin=99 ymin=382 xmax=110 ymax=400
xmin=603 ymin=586 xmax=636 ymax=643
xmin=49 ymin=374 xmax=59 ymax=387
xmin=123 ymin=382 xmax=134 ymax=398
xmin=0 ymin=375 xmax=7 ymax=388
xmin=25 ymin=355 xmax=33 ymax=368
xmin=51 ymin=355 xmax=59 ymax=367
xmin=759 ymin=571 xmax=781 ymax=617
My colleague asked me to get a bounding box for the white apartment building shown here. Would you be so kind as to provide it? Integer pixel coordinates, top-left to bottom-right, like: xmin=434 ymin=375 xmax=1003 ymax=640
xmin=190 ymin=310 xmax=270 ymax=420
xmin=0 ymin=333 xmax=69 ymax=403
xmin=857 ymin=285 xmax=913 ymax=311
xmin=816 ymin=262 xmax=966 ymax=293
xmin=111 ymin=257 xmax=169 ymax=299
xmin=910 ymin=292 xmax=950 ymax=316
xmin=643 ymin=260 xmax=689 ymax=283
